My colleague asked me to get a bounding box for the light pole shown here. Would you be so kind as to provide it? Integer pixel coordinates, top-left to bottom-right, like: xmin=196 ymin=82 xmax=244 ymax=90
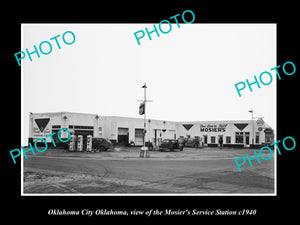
xmin=139 ymin=83 xmax=152 ymax=157
xmin=162 ymin=121 xmax=166 ymax=140
xmin=142 ymin=83 xmax=147 ymax=147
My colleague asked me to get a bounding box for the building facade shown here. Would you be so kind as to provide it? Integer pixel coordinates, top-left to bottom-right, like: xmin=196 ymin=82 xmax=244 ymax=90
xmin=29 ymin=112 xmax=100 ymax=145
xmin=100 ymin=116 xmax=177 ymax=146
xmin=29 ymin=112 xmax=274 ymax=148
xmin=177 ymin=120 xmax=274 ymax=147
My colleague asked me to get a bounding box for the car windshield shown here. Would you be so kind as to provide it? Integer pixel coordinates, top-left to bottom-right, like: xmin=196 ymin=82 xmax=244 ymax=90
xmin=162 ymin=139 xmax=170 ymax=143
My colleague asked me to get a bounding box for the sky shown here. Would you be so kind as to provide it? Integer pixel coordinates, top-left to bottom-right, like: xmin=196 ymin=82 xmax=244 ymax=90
xmin=21 ymin=23 xmax=276 ymax=145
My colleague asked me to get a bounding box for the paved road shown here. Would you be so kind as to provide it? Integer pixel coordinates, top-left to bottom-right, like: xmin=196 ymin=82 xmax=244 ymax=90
xmin=23 ymin=147 xmax=274 ymax=194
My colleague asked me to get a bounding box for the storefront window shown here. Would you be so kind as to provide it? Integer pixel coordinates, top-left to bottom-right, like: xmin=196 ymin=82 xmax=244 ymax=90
xmin=255 ymin=132 xmax=260 ymax=144
xmin=264 ymin=128 xmax=274 ymax=143
xmin=235 ymin=132 xmax=244 ymax=144
xmin=226 ymin=136 xmax=231 ymax=144
xmin=211 ymin=136 xmax=215 ymax=143
xmin=51 ymin=129 xmax=60 ymax=143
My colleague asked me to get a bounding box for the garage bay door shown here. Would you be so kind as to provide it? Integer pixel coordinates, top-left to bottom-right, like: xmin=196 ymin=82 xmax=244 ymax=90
xmin=166 ymin=130 xmax=176 ymax=139
xmin=135 ymin=128 xmax=144 ymax=146
xmin=118 ymin=128 xmax=129 ymax=145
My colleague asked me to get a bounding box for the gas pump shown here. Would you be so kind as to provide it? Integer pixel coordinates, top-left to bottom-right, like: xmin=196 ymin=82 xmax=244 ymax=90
xmin=69 ymin=134 xmax=76 ymax=151
xmin=77 ymin=135 xmax=83 ymax=151
xmin=86 ymin=135 xmax=92 ymax=152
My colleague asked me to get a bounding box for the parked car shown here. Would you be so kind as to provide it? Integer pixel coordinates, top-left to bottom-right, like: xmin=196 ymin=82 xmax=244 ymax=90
xmin=159 ymin=139 xmax=183 ymax=151
xmin=92 ymin=138 xmax=113 ymax=151
xmin=185 ymin=137 xmax=200 ymax=148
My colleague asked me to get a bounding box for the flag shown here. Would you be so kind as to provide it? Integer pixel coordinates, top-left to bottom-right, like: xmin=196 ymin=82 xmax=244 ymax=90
xmin=139 ymin=102 xmax=145 ymax=115
xmin=248 ymin=110 xmax=253 ymax=113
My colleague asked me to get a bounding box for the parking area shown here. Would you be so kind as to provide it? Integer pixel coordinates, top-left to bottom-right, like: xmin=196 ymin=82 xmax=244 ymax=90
xmin=23 ymin=147 xmax=275 ymax=194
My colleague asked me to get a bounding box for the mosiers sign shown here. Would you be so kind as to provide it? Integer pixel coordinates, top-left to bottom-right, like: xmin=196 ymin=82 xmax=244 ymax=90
xmin=200 ymin=124 xmax=228 ymax=132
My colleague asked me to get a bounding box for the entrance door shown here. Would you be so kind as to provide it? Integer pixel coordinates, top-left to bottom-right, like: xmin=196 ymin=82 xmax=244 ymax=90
xmin=135 ymin=128 xmax=144 ymax=146
xmin=218 ymin=135 xmax=223 ymax=147
xmin=203 ymin=135 xmax=207 ymax=146
xmin=245 ymin=132 xmax=250 ymax=147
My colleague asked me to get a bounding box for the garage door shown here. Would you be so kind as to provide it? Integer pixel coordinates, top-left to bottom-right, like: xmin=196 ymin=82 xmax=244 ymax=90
xmin=135 ymin=128 xmax=144 ymax=146
xmin=166 ymin=130 xmax=176 ymax=139
xmin=118 ymin=128 xmax=129 ymax=145
xmin=118 ymin=128 xmax=128 ymax=135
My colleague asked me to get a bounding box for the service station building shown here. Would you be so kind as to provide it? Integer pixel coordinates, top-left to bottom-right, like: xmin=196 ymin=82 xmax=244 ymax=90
xmin=29 ymin=112 xmax=274 ymax=148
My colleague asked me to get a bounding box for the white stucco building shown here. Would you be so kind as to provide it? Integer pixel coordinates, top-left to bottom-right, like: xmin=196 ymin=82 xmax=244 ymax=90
xmin=28 ymin=112 xmax=274 ymax=148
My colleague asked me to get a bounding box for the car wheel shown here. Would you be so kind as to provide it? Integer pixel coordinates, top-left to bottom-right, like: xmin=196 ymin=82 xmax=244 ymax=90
xmin=99 ymin=145 xmax=106 ymax=151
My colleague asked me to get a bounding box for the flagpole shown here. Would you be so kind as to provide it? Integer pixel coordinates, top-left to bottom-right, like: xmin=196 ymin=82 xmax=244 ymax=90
xmin=249 ymin=110 xmax=254 ymax=145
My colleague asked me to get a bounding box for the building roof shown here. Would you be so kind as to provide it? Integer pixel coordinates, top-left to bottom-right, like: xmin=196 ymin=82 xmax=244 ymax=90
xmin=31 ymin=111 xmax=99 ymax=116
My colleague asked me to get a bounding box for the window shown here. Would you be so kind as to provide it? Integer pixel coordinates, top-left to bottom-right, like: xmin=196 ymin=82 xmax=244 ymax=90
xmin=226 ymin=136 xmax=231 ymax=144
xmin=74 ymin=130 xmax=93 ymax=136
xmin=51 ymin=129 xmax=60 ymax=143
xmin=265 ymin=133 xmax=274 ymax=143
xmin=52 ymin=125 xmax=61 ymax=129
xmin=74 ymin=125 xmax=93 ymax=129
xmin=255 ymin=132 xmax=260 ymax=144
xmin=69 ymin=125 xmax=93 ymax=130
xmin=99 ymin=127 xmax=102 ymax=131
xmin=245 ymin=132 xmax=250 ymax=145
xmin=211 ymin=136 xmax=215 ymax=143
xmin=235 ymin=132 xmax=244 ymax=144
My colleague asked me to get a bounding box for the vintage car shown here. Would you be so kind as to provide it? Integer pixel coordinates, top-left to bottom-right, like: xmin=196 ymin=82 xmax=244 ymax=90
xmin=185 ymin=137 xmax=200 ymax=148
xmin=159 ymin=139 xmax=183 ymax=151
xmin=92 ymin=138 xmax=113 ymax=151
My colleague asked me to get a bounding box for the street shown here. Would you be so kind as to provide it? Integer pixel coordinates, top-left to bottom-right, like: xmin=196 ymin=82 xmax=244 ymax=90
xmin=23 ymin=147 xmax=274 ymax=194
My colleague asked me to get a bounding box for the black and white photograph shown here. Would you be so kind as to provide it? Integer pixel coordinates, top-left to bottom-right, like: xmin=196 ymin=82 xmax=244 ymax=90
xmin=4 ymin=4 xmax=298 ymax=224
xmin=21 ymin=23 xmax=276 ymax=195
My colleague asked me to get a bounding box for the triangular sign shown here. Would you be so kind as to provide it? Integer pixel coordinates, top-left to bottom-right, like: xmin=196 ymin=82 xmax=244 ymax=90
xmin=35 ymin=118 xmax=50 ymax=132
xmin=182 ymin=124 xmax=193 ymax=131
xmin=234 ymin=123 xmax=248 ymax=131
